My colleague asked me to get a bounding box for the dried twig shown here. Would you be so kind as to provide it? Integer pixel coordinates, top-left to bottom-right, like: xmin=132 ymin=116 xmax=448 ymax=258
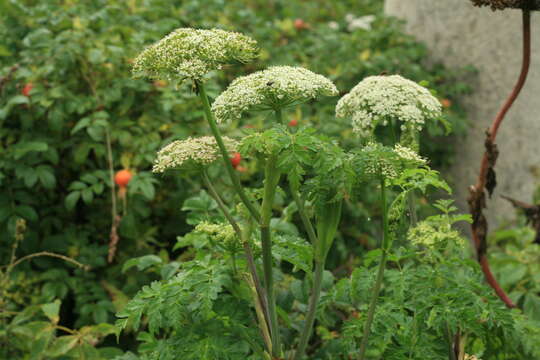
xmin=467 ymin=8 xmax=531 ymax=308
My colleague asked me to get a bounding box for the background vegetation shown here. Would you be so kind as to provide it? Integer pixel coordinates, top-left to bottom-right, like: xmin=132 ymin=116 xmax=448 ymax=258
xmin=1 ymin=0 xmax=536 ymax=359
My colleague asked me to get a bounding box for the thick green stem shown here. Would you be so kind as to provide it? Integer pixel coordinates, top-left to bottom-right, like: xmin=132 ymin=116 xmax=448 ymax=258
xmin=196 ymin=80 xmax=260 ymax=222
xmin=260 ymin=152 xmax=282 ymax=357
xmin=293 ymin=259 xmax=324 ymax=360
xmin=358 ymin=176 xmax=389 ymax=360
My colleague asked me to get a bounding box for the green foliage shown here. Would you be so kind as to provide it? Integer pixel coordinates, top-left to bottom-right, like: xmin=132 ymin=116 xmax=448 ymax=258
xmin=1 ymin=299 xmax=119 ymax=359
xmin=0 ymin=0 xmax=503 ymax=359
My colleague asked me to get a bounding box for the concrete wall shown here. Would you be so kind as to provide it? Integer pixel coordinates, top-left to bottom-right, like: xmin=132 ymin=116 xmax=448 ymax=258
xmin=385 ymin=0 xmax=540 ymax=228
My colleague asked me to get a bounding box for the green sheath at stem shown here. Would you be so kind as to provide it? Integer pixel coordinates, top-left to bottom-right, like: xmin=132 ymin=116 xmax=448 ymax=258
xmin=294 ymin=194 xmax=342 ymax=360
xmin=196 ymin=80 xmax=261 ymax=222
xmin=358 ymin=176 xmax=389 ymax=360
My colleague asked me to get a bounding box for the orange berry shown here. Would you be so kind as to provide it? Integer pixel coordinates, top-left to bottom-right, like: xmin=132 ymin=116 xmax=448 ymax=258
xmin=114 ymin=169 xmax=132 ymax=188
xmin=288 ymin=118 xmax=298 ymax=127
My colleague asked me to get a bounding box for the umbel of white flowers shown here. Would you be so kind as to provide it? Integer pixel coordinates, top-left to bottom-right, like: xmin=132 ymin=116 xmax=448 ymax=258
xmin=153 ymin=136 xmax=239 ymax=173
xmin=336 ymin=75 xmax=442 ymax=139
xmin=212 ymin=66 xmax=338 ymax=123
xmin=133 ymin=28 xmax=258 ymax=81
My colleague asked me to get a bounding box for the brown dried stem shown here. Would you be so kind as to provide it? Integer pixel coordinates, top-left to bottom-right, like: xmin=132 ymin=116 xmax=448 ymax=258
xmin=468 ymin=8 xmax=531 ymax=308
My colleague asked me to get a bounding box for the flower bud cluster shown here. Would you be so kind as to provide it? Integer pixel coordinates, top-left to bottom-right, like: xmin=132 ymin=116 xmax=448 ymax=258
xmin=408 ymin=221 xmax=464 ymax=248
xmin=153 ymin=136 xmax=238 ymax=173
xmin=354 ymin=142 xmax=427 ymax=181
xmin=195 ymin=221 xmax=239 ymax=249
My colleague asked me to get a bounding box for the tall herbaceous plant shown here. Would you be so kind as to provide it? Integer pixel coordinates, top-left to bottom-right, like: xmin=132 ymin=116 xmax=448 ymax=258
xmin=116 ymin=27 xmax=536 ymax=360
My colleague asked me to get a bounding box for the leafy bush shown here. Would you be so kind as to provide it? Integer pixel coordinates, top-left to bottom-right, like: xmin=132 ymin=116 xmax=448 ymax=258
xmin=0 ymin=0 xmax=489 ymax=358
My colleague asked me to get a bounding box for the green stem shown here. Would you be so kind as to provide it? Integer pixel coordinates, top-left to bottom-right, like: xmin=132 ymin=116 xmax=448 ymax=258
xmin=290 ymin=179 xmax=323 ymax=360
xmin=202 ymin=170 xmax=242 ymax=236
xmin=289 ymin=182 xmax=317 ymax=245
xmin=202 ymin=170 xmax=270 ymax=333
xmin=260 ymin=109 xmax=284 ymax=357
xmin=260 ymin=152 xmax=282 ymax=357
xmin=358 ymin=176 xmax=389 ymax=360
xmin=196 ymin=80 xmax=260 ymax=222
xmin=293 ymin=259 xmax=324 ymax=360
xmin=407 ymin=191 xmax=418 ymax=227
xmin=447 ymin=322 xmax=456 ymax=360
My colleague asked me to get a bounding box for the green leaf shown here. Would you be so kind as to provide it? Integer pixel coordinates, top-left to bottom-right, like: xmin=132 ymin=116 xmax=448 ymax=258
xmin=47 ymin=335 xmax=79 ymax=356
xmin=81 ymin=188 xmax=94 ymax=204
xmin=36 ymin=165 xmax=56 ymax=189
xmin=41 ymin=300 xmax=61 ymax=324
xmin=122 ymin=255 xmax=163 ymax=273
xmin=13 ymin=141 xmax=48 ymax=160
xmin=65 ymin=191 xmax=80 ymax=210
xmin=15 ymin=205 xmax=38 ymax=221
xmin=273 ymin=235 xmax=313 ymax=273
xmin=524 ymin=294 xmax=540 ymax=321
xmin=161 ymin=262 xmax=181 ymax=280
xmin=71 ymin=117 xmax=91 ymax=135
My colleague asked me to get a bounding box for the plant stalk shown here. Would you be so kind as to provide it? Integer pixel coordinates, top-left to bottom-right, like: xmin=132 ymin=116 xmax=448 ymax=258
xmin=289 ymin=183 xmax=318 ymax=245
xmin=358 ymin=176 xmax=389 ymax=360
xmin=260 ymin=152 xmax=282 ymax=357
xmin=196 ymin=80 xmax=261 ymax=222
xmin=202 ymin=169 xmax=270 ymax=334
xmin=407 ymin=191 xmax=418 ymax=227
xmin=259 ymin=109 xmax=284 ymax=356
xmin=290 ymin=178 xmax=324 ymax=360
xmin=293 ymin=259 xmax=324 ymax=360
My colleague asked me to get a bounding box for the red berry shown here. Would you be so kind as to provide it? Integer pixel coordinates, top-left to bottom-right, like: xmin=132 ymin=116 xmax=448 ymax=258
xmin=22 ymin=82 xmax=33 ymax=97
xmin=294 ymin=19 xmax=307 ymax=30
xmin=114 ymin=169 xmax=132 ymax=188
xmin=288 ymin=119 xmax=298 ymax=127
xmin=230 ymin=152 xmax=242 ymax=169
xmin=440 ymin=98 xmax=452 ymax=108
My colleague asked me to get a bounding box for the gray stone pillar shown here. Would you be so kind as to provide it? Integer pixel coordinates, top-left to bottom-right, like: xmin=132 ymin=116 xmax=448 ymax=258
xmin=385 ymin=0 xmax=540 ymax=227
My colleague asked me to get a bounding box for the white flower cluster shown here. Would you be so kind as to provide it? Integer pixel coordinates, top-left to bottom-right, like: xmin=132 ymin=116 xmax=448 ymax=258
xmin=212 ymin=66 xmax=338 ymax=123
xmin=464 ymin=355 xmax=481 ymax=360
xmin=345 ymin=14 xmax=376 ymax=31
xmin=153 ymin=136 xmax=238 ymax=173
xmin=394 ymin=144 xmax=427 ymax=165
xmin=336 ymin=75 xmax=442 ymax=138
xmin=133 ymin=28 xmax=258 ymax=81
